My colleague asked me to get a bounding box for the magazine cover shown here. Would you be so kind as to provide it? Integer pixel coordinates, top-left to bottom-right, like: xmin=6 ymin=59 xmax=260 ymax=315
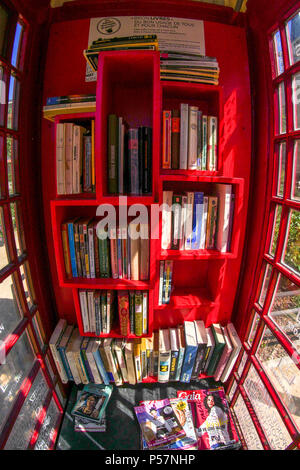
xmin=134 ymin=398 xmax=186 ymax=449
xmin=74 ymin=414 xmax=106 ymax=433
xmin=141 ymin=397 xmax=197 ymax=450
xmin=71 ymin=384 xmax=113 ymax=423
xmin=177 ymin=387 xmax=241 ymax=450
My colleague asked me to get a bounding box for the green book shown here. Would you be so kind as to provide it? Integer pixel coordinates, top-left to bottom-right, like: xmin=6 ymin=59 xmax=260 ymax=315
xmin=108 ymin=114 xmax=118 ymax=194
xmin=206 ymin=323 xmax=226 ymax=376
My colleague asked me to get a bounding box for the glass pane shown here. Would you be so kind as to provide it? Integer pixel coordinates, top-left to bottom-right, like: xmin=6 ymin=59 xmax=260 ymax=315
xmin=11 ymin=23 xmax=23 ymax=69
xmin=4 ymin=370 xmax=49 ymax=450
xmin=7 ymin=74 xmax=20 ymax=131
xmin=34 ymin=398 xmax=60 ymax=450
xmin=0 ymin=66 xmax=5 ymax=127
xmin=0 ymin=273 xmax=23 ymax=342
xmin=0 ymin=330 xmax=36 ymax=433
xmin=55 ymin=382 xmax=66 ymax=408
xmin=246 ymin=310 xmax=260 ymax=348
xmin=237 ymin=350 xmax=247 ymax=377
xmin=256 ymin=262 xmax=272 ymax=307
xmin=0 ymin=5 xmax=9 ymax=56
xmin=292 ymin=73 xmax=300 ymax=130
xmin=10 ymin=201 xmax=26 ymax=257
xmin=286 ymin=11 xmax=300 ymax=66
xmin=244 ymin=365 xmax=292 ymax=449
xmin=292 ymin=140 xmax=300 ymax=200
xmin=268 ymin=204 xmax=282 ymax=257
xmin=282 ymin=209 xmax=300 ymax=275
xmin=233 ymin=394 xmax=264 ymax=450
xmin=272 ymin=30 xmax=284 ymax=76
xmin=275 ymin=83 xmax=286 ymax=135
xmin=20 ymin=262 xmax=36 ymax=310
xmin=45 ymin=353 xmax=56 ymax=382
xmin=32 ymin=311 xmax=45 ymax=350
xmin=227 ymin=378 xmax=238 ymax=402
xmin=275 ymin=142 xmax=286 ymax=197
xmin=0 ymin=207 xmax=10 ymax=270
xmin=268 ymin=274 xmax=300 ymax=355
xmin=6 ymin=136 xmax=19 ymax=196
xmin=257 ymin=326 xmax=300 ymax=432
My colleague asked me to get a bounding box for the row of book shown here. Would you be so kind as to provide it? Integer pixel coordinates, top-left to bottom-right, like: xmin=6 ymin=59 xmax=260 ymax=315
xmin=161 ymin=186 xmax=234 ymax=252
xmin=107 ymin=114 xmax=152 ymax=195
xmin=43 ymin=94 xmax=96 ymax=121
xmin=49 ymin=319 xmax=241 ymax=387
xmin=158 ymin=260 xmax=173 ymax=305
xmin=162 ymin=105 xmax=218 ymax=171
xmin=84 ymin=35 xmax=159 ymax=72
xmin=160 ymin=51 xmax=220 ymax=85
xmin=135 ymin=388 xmax=240 ymax=450
xmin=56 ymin=120 xmax=95 ymax=195
xmin=78 ymin=289 xmax=149 ymax=337
xmin=62 ymin=219 xmax=150 ymax=281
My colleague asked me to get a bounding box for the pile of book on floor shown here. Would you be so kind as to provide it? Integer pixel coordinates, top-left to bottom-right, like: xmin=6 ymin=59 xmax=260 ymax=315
xmin=78 ymin=289 xmax=149 ymax=337
xmin=43 ymin=94 xmax=96 ymax=121
xmin=62 ymin=219 xmax=149 ymax=281
xmin=49 ymin=319 xmax=242 ymax=388
xmin=71 ymin=384 xmax=112 ymax=433
xmin=107 ymin=114 xmax=152 ymax=195
xmin=135 ymin=387 xmax=241 ymax=450
xmin=161 ymin=187 xmax=235 ymax=253
xmin=56 ymin=119 xmax=95 ymax=195
xmin=160 ymin=51 xmax=220 ymax=85
xmin=162 ymin=106 xmax=218 ymax=171
xmin=84 ymin=35 xmax=159 ymax=72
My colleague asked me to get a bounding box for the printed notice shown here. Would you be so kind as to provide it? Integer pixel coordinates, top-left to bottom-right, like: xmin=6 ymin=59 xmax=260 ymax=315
xmin=85 ymin=16 xmax=205 ymax=82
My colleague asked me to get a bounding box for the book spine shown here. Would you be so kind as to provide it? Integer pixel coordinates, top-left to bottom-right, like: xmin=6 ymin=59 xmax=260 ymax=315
xmin=158 ymin=351 xmax=171 ymax=383
xmin=87 ymin=290 xmax=96 ymax=334
xmin=171 ymin=194 xmax=182 ymax=250
xmin=67 ymin=222 xmax=78 ymax=277
xmin=206 ymin=196 xmax=218 ymax=249
xmin=191 ymin=192 xmax=204 ymax=250
xmin=201 ymin=115 xmax=208 ymax=170
xmin=143 ymin=127 xmax=152 ymax=194
xmin=128 ymin=128 xmax=139 ymax=195
xmin=83 ymin=222 xmax=90 ymax=278
xmin=171 ymin=110 xmax=180 ymax=169
xmin=161 ymin=191 xmax=173 ymax=250
xmin=49 ymin=341 xmax=68 ymax=384
xmin=106 ymin=291 xmax=113 ymax=334
xmin=121 ymin=226 xmax=128 ymax=279
xmin=188 ymin=106 xmax=198 ymax=170
xmin=75 ymin=350 xmax=89 ymax=384
xmin=163 ymin=260 xmax=173 ymax=304
xmin=208 ymin=116 xmax=218 ymax=171
xmin=191 ymin=344 xmax=207 ymax=379
xmin=184 ymin=192 xmax=194 ymax=250
xmin=73 ymin=223 xmax=82 ymax=277
xmin=94 ymin=292 xmax=102 ymax=336
xmin=56 ymin=123 xmax=65 ymax=195
xmin=180 ymin=345 xmax=197 ymax=383
xmin=206 ymin=344 xmax=223 ymax=376
xmin=81 ymin=342 xmax=95 ymax=383
xmin=226 ymin=194 xmax=235 ymax=252
xmin=162 ymin=110 xmax=172 ymax=169
xmin=83 ymin=135 xmax=92 ymax=191
xmin=117 ymin=228 xmax=123 ymax=279
xmin=66 ymin=349 xmax=81 ymax=385
xmin=129 ymin=291 xmax=135 ymax=334
xmin=108 ymin=114 xmax=118 ymax=194
xmin=79 ymin=290 xmax=90 ymax=333
xmin=134 ymin=291 xmax=143 ymax=337
xmin=158 ymin=260 xmax=164 ymax=306
xmin=179 ymin=195 xmax=187 ymax=251
xmin=86 ymin=350 xmax=103 ymax=384
xmin=197 ymin=111 xmax=202 ymax=170
xmin=118 ymin=118 xmax=124 ymax=194
xmin=72 ymin=125 xmax=82 ymax=194
xmin=101 ymin=291 xmax=107 ymax=334
xmin=118 ymin=291 xmax=130 ymax=336
xmin=142 ymin=291 xmax=148 ymax=335
xmin=88 ymin=226 xmax=95 ymax=279
xmin=61 ymin=223 xmax=72 ymax=279
xmin=99 ymin=237 xmax=109 ymax=278
xmin=65 ymin=123 xmax=73 ymax=194
xmin=140 ymin=223 xmax=149 ymax=281
xmin=175 ymin=346 xmax=185 ymax=381
xmin=110 ymin=228 xmax=118 ymax=279
xmin=93 ymin=224 xmax=100 ymax=278
xmin=180 ymin=103 xmax=189 ymax=169
xmin=200 ymin=196 xmax=208 ymax=250
xmin=93 ymin=349 xmax=110 ymax=385
xmin=79 ymin=225 xmax=86 ymax=278
xmin=169 ymin=349 xmax=179 ymax=381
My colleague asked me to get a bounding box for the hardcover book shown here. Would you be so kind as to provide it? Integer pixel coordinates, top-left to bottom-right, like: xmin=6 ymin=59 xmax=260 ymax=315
xmin=180 ymin=321 xmax=198 ymax=383
xmin=206 ymin=323 xmax=226 ymax=376
xmin=118 ymin=291 xmax=130 ymax=336
xmin=192 ymin=320 xmax=208 ymax=379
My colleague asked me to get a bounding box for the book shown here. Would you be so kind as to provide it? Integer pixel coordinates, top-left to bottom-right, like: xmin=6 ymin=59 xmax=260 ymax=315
xmin=207 ymin=116 xmax=218 ymax=171
xmin=61 ymin=221 xmax=72 ymax=279
xmin=86 ymin=338 xmax=103 ymax=384
xmin=65 ymin=327 xmax=82 ymax=385
xmin=140 ymin=337 xmax=147 ymax=380
xmin=162 ymin=260 xmax=173 ymax=304
xmin=158 ymin=261 xmax=164 ymax=306
xmin=171 ymin=109 xmax=180 ymax=169
xmin=184 ymin=192 xmax=194 ymax=250
xmin=124 ymin=340 xmax=137 ymax=385
xmin=107 ymin=114 xmax=118 ymax=194
xmin=103 ymin=338 xmax=123 ymax=386
xmin=171 ymin=194 xmax=182 ymax=250
xmin=179 ymin=103 xmax=189 ymax=169
xmin=118 ymin=291 xmax=130 ymax=336
xmin=220 ymin=323 xmax=242 ymax=382
xmin=162 ymin=110 xmax=172 ymax=169
xmin=201 ymin=115 xmax=208 ymax=170
xmin=129 ymin=222 xmax=140 ymax=280
xmin=74 ymin=414 xmax=106 ymax=433
xmin=205 ymin=196 xmax=218 ymax=249
xmin=192 ymin=320 xmax=208 ymax=379
xmin=191 ymin=192 xmax=204 ymax=250
xmin=80 ymin=337 xmax=95 ymax=383
xmin=139 ymin=223 xmax=149 ymax=281
xmin=161 ymin=191 xmax=173 ymax=250
xmin=128 ymin=128 xmax=139 ymax=195
xmin=57 ymin=324 xmax=74 ymax=382
xmin=67 ymin=218 xmax=79 ymax=278
xmin=79 ymin=289 xmax=90 ymax=333
xmin=158 ymin=329 xmax=171 ymax=383
xmin=169 ymin=327 xmax=179 ymax=381
xmin=175 ymin=325 xmax=185 ymax=381
xmin=133 ymin=339 xmax=142 ymax=383
xmin=72 ymin=124 xmax=85 ymax=194
xmin=134 ymin=291 xmax=143 ymax=337
xmin=215 ymin=184 xmax=232 ymax=253
xmin=49 ymin=319 xmax=68 ymax=384
xmin=206 ymin=323 xmax=226 ymax=376
xmin=188 ymin=105 xmax=198 ymax=170
xmin=64 ymin=122 xmax=73 ymax=194
xmin=71 ymin=384 xmax=113 ymax=424
xmin=203 ymin=327 xmax=215 ymax=373
xmin=92 ymin=339 xmax=110 ymax=385
xmin=113 ymin=339 xmax=128 ymax=383
xmin=56 ymin=122 xmax=65 ymax=195
xmin=214 ymin=326 xmax=233 ymax=382
xmin=142 ymin=291 xmax=148 ymax=335
xmin=180 ymin=321 xmax=198 ymax=383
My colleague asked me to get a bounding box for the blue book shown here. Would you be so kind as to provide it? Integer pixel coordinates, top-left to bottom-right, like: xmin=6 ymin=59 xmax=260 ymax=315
xmin=94 ymin=342 xmax=111 ymax=385
xmin=80 ymin=337 xmax=95 ymax=383
xmin=191 ymin=192 xmax=204 ymax=250
xmin=67 ymin=219 xmax=78 ymax=277
xmin=180 ymin=321 xmax=198 ymax=383
xmin=57 ymin=324 xmax=74 ymax=381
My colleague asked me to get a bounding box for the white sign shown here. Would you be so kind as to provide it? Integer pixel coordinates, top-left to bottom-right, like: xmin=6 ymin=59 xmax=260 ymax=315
xmin=85 ymin=16 xmax=205 ymax=82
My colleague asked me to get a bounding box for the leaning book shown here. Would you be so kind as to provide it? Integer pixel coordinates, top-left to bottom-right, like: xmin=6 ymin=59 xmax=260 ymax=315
xmin=71 ymin=383 xmax=113 ymax=424
xmin=134 ymin=398 xmax=186 ymax=449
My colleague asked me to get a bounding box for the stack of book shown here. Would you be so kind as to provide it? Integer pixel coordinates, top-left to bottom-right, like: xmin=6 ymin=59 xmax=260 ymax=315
xmin=84 ymin=35 xmax=159 ymax=72
xmin=49 ymin=319 xmax=242 ymax=387
xmin=78 ymin=289 xmax=149 ymax=337
xmin=137 ymin=387 xmax=241 ymax=450
xmin=162 ymin=105 xmax=218 ymax=171
xmin=61 ymin=219 xmax=150 ymax=281
xmin=71 ymin=384 xmax=112 ymax=433
xmin=161 ymin=187 xmax=235 ymax=253
xmin=43 ymin=94 xmax=96 ymax=121
xmin=158 ymin=260 xmax=173 ymax=305
xmin=107 ymin=114 xmax=152 ymax=195
xmin=160 ymin=52 xmax=219 ymax=85
xmin=56 ymin=119 xmax=95 ymax=195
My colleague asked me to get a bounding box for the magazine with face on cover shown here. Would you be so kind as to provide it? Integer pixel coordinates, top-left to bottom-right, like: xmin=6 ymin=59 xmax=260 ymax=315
xmin=71 ymin=384 xmax=113 ymax=424
xmin=177 ymin=387 xmax=241 ymax=450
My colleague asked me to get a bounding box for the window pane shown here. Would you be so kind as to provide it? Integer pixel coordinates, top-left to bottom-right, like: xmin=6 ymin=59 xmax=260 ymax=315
xmin=292 ymin=73 xmax=300 ymax=130
xmin=34 ymin=398 xmax=60 ymax=450
xmin=45 ymin=353 xmax=56 ymax=382
xmin=272 ymin=30 xmax=284 ymax=76
xmin=268 ymin=274 xmax=300 ymax=355
xmin=4 ymin=370 xmax=49 ymax=450
xmin=0 ymin=66 xmax=5 ymax=127
xmin=244 ymin=365 xmax=292 ymax=449
xmin=275 ymin=142 xmax=286 ymax=197
xmin=20 ymin=262 xmax=36 ymax=310
xmin=0 ymin=330 xmax=36 ymax=433
xmin=275 ymin=83 xmax=286 ymax=135
xmin=6 ymin=136 xmax=19 ymax=196
xmin=232 ymin=393 xmax=264 ymax=450
xmin=7 ymin=74 xmax=20 ymax=131
xmin=282 ymin=209 xmax=300 ymax=275
xmin=0 ymin=273 xmax=23 ymax=342
xmin=268 ymin=204 xmax=282 ymax=257
xmin=11 ymin=23 xmax=23 ymax=70
xmin=292 ymin=140 xmax=300 ymax=200
xmin=10 ymin=201 xmax=26 ymax=257
xmin=32 ymin=311 xmax=45 ymax=350
xmin=0 ymin=207 xmax=10 ymax=270
xmin=256 ymin=262 xmax=272 ymax=307
xmin=257 ymin=326 xmax=300 ymax=432
xmin=227 ymin=378 xmax=238 ymax=402
xmin=246 ymin=310 xmax=260 ymax=348
xmin=286 ymin=11 xmax=300 ymax=66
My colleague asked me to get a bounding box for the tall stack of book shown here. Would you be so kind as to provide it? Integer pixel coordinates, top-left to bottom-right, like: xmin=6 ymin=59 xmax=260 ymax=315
xmin=160 ymin=52 xmax=219 ymax=85
xmin=84 ymin=35 xmax=159 ymax=72
xmin=162 ymin=104 xmax=218 ymax=171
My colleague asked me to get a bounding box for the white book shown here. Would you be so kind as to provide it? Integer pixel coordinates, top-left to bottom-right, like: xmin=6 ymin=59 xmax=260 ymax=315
xmin=72 ymin=125 xmax=82 ymax=194
xmin=158 ymin=261 xmax=164 ymax=306
xmin=64 ymin=122 xmax=73 ymax=194
xmin=214 ymin=326 xmax=233 ymax=381
xmin=199 ymin=196 xmax=208 ymax=249
xmin=161 ymin=191 xmax=173 ymax=250
xmin=103 ymin=338 xmax=123 ymax=386
xmin=188 ymin=105 xmax=199 ymax=170
xmin=180 ymin=103 xmax=189 ymax=169
xmin=184 ymin=192 xmax=194 ymax=250
xmin=215 ymin=184 xmax=232 ymax=252
xmin=88 ymin=224 xmax=96 ymax=278
xmin=179 ymin=195 xmax=188 ymax=251
xmin=125 ymin=340 xmax=137 ymax=385
xmin=56 ymin=123 xmax=65 ymax=195
xmin=66 ymin=328 xmax=82 ymax=385
xmin=158 ymin=329 xmax=171 ymax=383
xmin=220 ymin=323 xmax=242 ymax=382
xmin=207 ymin=116 xmax=218 ymax=171
xmin=79 ymin=290 xmax=90 ymax=333
xmin=49 ymin=318 xmax=68 ymax=383
xmin=87 ymin=290 xmax=96 ymax=334
xmin=113 ymin=339 xmax=128 ymax=383
xmin=86 ymin=339 xmax=103 ymax=384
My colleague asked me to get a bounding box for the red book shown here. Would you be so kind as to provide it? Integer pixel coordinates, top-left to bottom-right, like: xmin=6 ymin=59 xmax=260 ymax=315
xmin=118 ymin=291 xmax=130 ymax=336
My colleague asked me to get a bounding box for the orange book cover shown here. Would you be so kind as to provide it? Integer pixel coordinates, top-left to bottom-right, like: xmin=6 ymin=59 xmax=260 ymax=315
xmin=118 ymin=291 xmax=130 ymax=336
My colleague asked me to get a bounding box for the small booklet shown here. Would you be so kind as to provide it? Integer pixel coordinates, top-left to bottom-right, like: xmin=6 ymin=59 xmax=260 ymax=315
xmin=71 ymin=384 xmax=113 ymax=424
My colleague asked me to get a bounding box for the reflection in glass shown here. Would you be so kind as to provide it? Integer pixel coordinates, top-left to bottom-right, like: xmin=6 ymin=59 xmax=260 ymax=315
xmin=272 ymin=30 xmax=284 ymax=76
xmin=286 ymin=12 xmax=300 ymax=66
xmin=247 ymin=310 xmax=260 ymax=348
xmin=34 ymin=398 xmax=60 ymax=450
xmin=10 ymin=202 xmax=26 ymax=257
xmin=292 ymin=73 xmax=300 ymax=130
xmin=0 ymin=207 xmax=10 ymax=270
xmin=228 ymin=379 xmax=238 ymax=402
xmin=6 ymin=136 xmax=19 ymax=196
xmin=257 ymin=262 xmax=272 ymax=307
xmin=276 ymin=142 xmax=286 ymax=197
xmin=0 ymin=67 xmax=5 ymax=128
xmin=244 ymin=365 xmax=292 ymax=449
xmin=269 ymin=204 xmax=282 ymax=257
xmin=11 ymin=23 xmax=23 ymax=70
xmin=275 ymin=83 xmax=286 ymax=135
xmin=32 ymin=312 xmax=45 ymax=350
xmin=282 ymin=209 xmax=300 ymax=275
xmin=233 ymin=394 xmax=264 ymax=450
xmin=20 ymin=262 xmax=36 ymax=310
xmin=0 ymin=273 xmax=23 ymax=342
xmin=237 ymin=350 xmax=247 ymax=378
xmin=292 ymin=140 xmax=300 ymax=201
xmin=257 ymin=326 xmax=300 ymax=431
xmin=7 ymin=74 xmax=20 ymax=131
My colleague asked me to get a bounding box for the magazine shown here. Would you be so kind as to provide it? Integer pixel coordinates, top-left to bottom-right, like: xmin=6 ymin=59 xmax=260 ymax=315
xmin=74 ymin=414 xmax=106 ymax=433
xmin=177 ymin=387 xmax=241 ymax=450
xmin=134 ymin=398 xmax=186 ymax=449
xmin=141 ymin=397 xmax=197 ymax=450
xmin=71 ymin=384 xmax=113 ymax=424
